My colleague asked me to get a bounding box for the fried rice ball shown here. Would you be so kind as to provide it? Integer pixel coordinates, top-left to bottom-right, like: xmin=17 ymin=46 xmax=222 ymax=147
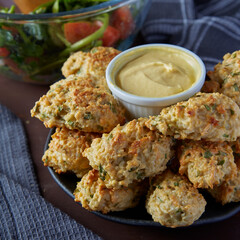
xmin=83 ymin=118 xmax=174 ymax=188
xmin=207 ymin=50 xmax=240 ymax=85
xmin=145 ymin=92 xmax=240 ymax=142
xmin=178 ymin=140 xmax=237 ymax=189
xmin=31 ymin=75 xmax=126 ymax=133
xmin=208 ymin=158 xmax=240 ymax=205
xmin=61 ymin=46 xmax=121 ymax=89
xmin=74 ymin=169 xmax=145 ymax=213
xmin=42 ymin=127 xmax=100 ymax=178
xmin=146 ymin=170 xmax=206 ymax=228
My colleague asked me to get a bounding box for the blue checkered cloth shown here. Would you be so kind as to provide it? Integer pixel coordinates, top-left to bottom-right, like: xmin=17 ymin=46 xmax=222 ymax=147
xmin=0 ymin=104 xmax=101 ymax=240
xmin=142 ymin=0 xmax=240 ymax=71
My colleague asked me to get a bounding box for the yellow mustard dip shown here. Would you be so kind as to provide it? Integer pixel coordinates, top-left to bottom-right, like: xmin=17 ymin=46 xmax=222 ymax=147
xmin=116 ymin=48 xmax=198 ymax=98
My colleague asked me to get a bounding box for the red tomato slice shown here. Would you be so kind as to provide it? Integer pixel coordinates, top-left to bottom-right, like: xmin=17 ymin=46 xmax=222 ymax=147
xmin=64 ymin=21 xmax=97 ymax=44
xmin=2 ymin=25 xmax=18 ymax=35
xmin=25 ymin=57 xmax=39 ymax=64
xmin=102 ymin=26 xmax=120 ymax=47
xmin=93 ymin=21 xmax=120 ymax=47
xmin=110 ymin=6 xmax=135 ymax=40
xmin=0 ymin=47 xmax=10 ymax=58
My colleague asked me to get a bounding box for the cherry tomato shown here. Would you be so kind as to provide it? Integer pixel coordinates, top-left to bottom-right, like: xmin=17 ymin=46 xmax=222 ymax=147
xmin=102 ymin=26 xmax=120 ymax=47
xmin=110 ymin=6 xmax=134 ymax=40
xmin=93 ymin=21 xmax=120 ymax=47
xmin=0 ymin=47 xmax=10 ymax=58
xmin=64 ymin=21 xmax=97 ymax=44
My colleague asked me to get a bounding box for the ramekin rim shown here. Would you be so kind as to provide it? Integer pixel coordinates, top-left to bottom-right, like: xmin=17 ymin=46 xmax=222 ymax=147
xmin=106 ymin=43 xmax=206 ymax=105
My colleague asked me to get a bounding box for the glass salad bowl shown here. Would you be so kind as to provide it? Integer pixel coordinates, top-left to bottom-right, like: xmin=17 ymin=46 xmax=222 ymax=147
xmin=0 ymin=0 xmax=151 ymax=84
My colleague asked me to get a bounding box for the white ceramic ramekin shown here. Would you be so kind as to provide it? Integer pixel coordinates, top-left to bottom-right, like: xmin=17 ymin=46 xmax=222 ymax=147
xmin=106 ymin=44 xmax=206 ymax=119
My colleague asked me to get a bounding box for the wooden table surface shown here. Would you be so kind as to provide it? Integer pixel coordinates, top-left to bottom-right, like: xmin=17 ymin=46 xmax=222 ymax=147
xmin=1 ymin=73 xmax=240 ymax=240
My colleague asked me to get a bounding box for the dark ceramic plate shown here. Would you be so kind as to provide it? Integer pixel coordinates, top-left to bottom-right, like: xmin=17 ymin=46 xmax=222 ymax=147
xmin=45 ymin=128 xmax=240 ymax=227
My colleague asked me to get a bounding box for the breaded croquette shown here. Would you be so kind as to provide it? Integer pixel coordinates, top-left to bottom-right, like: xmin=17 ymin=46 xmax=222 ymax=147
xmin=205 ymin=50 xmax=240 ymax=107
xmin=146 ymin=170 xmax=206 ymax=228
xmin=221 ymin=75 xmax=240 ymax=107
xmin=62 ymin=51 xmax=88 ymax=78
xmin=62 ymin=46 xmax=121 ymax=89
xmin=42 ymin=127 xmax=100 ymax=178
xmin=31 ymin=75 xmax=126 ymax=133
xmin=231 ymin=137 xmax=240 ymax=156
xmin=83 ymin=118 xmax=174 ymax=188
xmin=74 ymin=169 xmax=145 ymax=213
xmin=208 ymin=158 xmax=240 ymax=205
xmin=178 ymin=140 xmax=237 ymax=189
xmin=207 ymin=50 xmax=240 ymax=85
xmin=145 ymin=92 xmax=240 ymax=142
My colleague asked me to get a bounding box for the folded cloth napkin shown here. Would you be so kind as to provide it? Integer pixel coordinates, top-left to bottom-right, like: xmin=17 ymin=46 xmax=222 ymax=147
xmin=0 ymin=104 xmax=101 ymax=240
xmin=141 ymin=0 xmax=240 ymax=71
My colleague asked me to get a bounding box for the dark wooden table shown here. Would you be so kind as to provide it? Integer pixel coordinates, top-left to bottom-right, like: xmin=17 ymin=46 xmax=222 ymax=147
xmin=1 ymin=74 xmax=240 ymax=240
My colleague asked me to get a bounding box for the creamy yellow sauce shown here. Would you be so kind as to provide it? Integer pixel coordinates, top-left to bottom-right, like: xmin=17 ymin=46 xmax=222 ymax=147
xmin=116 ymin=48 xmax=198 ymax=98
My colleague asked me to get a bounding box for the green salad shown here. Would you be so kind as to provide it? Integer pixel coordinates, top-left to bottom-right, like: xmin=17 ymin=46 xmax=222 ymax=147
xmin=0 ymin=0 xmax=136 ymax=84
xmin=32 ymin=0 xmax=109 ymax=13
